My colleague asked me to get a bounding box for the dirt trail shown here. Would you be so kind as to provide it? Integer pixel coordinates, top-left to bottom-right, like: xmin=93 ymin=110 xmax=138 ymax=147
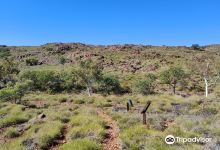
xmin=96 ymin=107 xmax=121 ymax=150
xmin=50 ymin=124 xmax=69 ymax=150
xmin=50 ymin=105 xmax=121 ymax=150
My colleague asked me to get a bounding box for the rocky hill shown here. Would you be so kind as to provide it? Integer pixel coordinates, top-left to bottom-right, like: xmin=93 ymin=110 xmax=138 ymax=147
xmin=1 ymin=43 xmax=220 ymax=73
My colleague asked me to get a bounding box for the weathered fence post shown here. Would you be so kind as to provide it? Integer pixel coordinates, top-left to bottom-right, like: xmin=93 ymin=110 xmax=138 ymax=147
xmin=143 ymin=113 xmax=146 ymax=124
xmin=127 ymin=99 xmax=134 ymax=112
xmin=128 ymin=99 xmax=134 ymax=107
xmin=127 ymin=102 xmax=130 ymax=111
xmin=141 ymin=101 xmax=151 ymax=125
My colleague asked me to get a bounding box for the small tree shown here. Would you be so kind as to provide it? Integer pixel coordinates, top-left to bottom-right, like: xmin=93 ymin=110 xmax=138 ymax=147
xmin=74 ymin=60 xmax=103 ymax=96
xmin=202 ymin=62 xmax=220 ymax=98
xmin=188 ymin=58 xmax=220 ymax=98
xmin=136 ymin=73 xmax=157 ymax=95
xmin=14 ymin=80 xmax=33 ymax=103
xmin=0 ymin=59 xmax=19 ymax=89
xmin=0 ymin=80 xmax=32 ymax=103
xmin=160 ymin=67 xmax=185 ymax=94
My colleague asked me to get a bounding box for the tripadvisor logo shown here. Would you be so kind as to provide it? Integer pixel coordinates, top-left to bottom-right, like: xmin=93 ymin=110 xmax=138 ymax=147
xmin=165 ymin=135 xmax=212 ymax=145
xmin=165 ymin=135 xmax=175 ymax=144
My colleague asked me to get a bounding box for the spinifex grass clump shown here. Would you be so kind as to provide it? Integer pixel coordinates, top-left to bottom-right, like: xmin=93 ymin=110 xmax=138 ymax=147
xmin=59 ymin=139 xmax=102 ymax=150
xmin=36 ymin=121 xmax=64 ymax=149
xmin=0 ymin=104 xmax=30 ymax=128
xmin=48 ymin=106 xmax=106 ymax=149
xmin=4 ymin=127 xmax=20 ymax=138
xmin=67 ymin=106 xmax=106 ymax=142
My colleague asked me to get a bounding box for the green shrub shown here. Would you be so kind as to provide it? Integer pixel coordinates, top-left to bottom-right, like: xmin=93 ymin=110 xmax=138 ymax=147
xmin=59 ymin=72 xmax=79 ymax=91
xmin=0 ymin=47 xmax=10 ymax=59
xmin=59 ymin=97 xmax=67 ymax=103
xmin=135 ymin=73 xmax=157 ymax=95
xmin=20 ymin=70 xmax=84 ymax=93
xmin=20 ymin=70 xmax=62 ymax=93
xmin=197 ymin=107 xmax=218 ymax=116
xmin=0 ymin=80 xmax=33 ymax=103
xmin=25 ymin=58 xmax=39 ymax=66
xmin=191 ymin=44 xmax=204 ymax=51
xmin=0 ymin=59 xmax=19 ymax=89
xmin=0 ymin=88 xmax=17 ymax=102
xmin=74 ymin=99 xmax=85 ymax=104
xmin=59 ymin=56 xmax=66 ymax=65
xmin=99 ymin=75 xmax=121 ymax=94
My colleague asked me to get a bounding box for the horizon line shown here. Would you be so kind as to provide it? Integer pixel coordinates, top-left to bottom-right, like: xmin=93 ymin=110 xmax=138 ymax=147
xmin=1 ymin=42 xmax=220 ymax=47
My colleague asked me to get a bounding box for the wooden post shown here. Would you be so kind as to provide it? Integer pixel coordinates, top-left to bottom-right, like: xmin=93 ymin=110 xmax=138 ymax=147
xmin=128 ymin=99 xmax=134 ymax=107
xmin=141 ymin=101 xmax=151 ymax=125
xmin=143 ymin=113 xmax=146 ymax=124
xmin=127 ymin=102 xmax=130 ymax=111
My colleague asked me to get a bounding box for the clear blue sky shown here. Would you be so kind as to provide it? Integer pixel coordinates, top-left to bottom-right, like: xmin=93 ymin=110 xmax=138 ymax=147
xmin=0 ymin=0 xmax=220 ymax=46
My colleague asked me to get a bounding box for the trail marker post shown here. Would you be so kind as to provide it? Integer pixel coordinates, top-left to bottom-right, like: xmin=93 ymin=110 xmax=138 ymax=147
xmin=128 ymin=99 xmax=134 ymax=107
xmin=127 ymin=99 xmax=134 ymax=112
xmin=141 ymin=101 xmax=151 ymax=125
xmin=127 ymin=102 xmax=130 ymax=111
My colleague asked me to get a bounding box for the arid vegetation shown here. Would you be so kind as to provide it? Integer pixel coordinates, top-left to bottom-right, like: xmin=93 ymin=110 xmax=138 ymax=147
xmin=0 ymin=43 xmax=220 ymax=150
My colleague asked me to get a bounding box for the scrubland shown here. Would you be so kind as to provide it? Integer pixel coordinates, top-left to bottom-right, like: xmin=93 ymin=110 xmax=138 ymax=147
xmin=0 ymin=43 xmax=220 ymax=150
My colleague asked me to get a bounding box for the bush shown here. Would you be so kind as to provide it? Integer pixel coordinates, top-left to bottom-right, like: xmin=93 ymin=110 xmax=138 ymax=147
xmin=59 ymin=72 xmax=79 ymax=91
xmin=0 ymin=80 xmax=32 ymax=103
xmin=191 ymin=44 xmax=204 ymax=51
xmin=0 ymin=47 xmax=11 ymax=58
xmin=59 ymin=56 xmax=66 ymax=65
xmin=197 ymin=107 xmax=218 ymax=116
xmin=0 ymin=88 xmax=17 ymax=103
xmin=20 ymin=70 xmax=63 ymax=93
xmin=25 ymin=58 xmax=39 ymax=66
xmin=0 ymin=59 xmax=19 ymax=89
xmin=59 ymin=97 xmax=67 ymax=103
xmin=4 ymin=127 xmax=20 ymax=138
xmin=135 ymin=73 xmax=157 ymax=95
xmin=99 ymin=75 xmax=121 ymax=94
xmin=74 ymin=99 xmax=85 ymax=104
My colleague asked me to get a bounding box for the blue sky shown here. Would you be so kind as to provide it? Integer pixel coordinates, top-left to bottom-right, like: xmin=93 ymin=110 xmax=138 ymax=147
xmin=0 ymin=0 xmax=220 ymax=46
